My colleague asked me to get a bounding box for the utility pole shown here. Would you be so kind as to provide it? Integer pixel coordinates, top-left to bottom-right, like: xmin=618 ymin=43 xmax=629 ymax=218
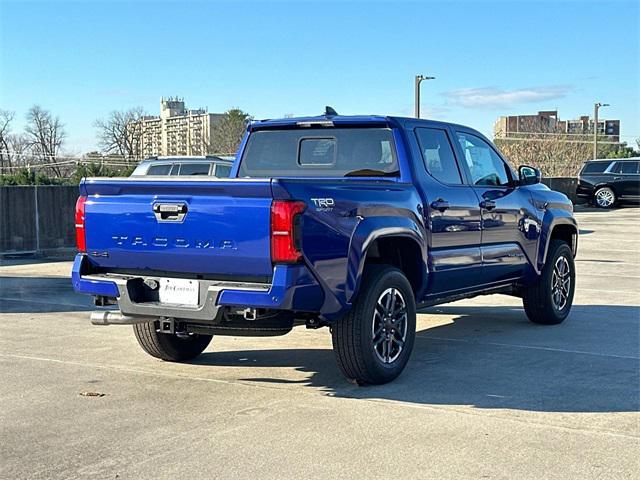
xmin=415 ymin=75 xmax=435 ymax=118
xmin=593 ymin=102 xmax=609 ymax=160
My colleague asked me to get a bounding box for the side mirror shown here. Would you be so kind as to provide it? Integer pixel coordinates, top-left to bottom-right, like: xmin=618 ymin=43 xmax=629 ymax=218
xmin=518 ymin=165 xmax=542 ymax=186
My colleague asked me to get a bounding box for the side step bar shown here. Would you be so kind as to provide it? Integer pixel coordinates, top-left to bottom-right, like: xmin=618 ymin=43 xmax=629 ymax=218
xmin=90 ymin=311 xmax=156 ymax=326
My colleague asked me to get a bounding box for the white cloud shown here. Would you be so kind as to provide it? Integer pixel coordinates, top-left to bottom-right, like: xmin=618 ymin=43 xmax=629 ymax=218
xmin=442 ymin=85 xmax=573 ymax=108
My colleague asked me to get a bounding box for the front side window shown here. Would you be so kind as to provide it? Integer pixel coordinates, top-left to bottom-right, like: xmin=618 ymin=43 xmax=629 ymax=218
xmin=415 ymin=127 xmax=462 ymax=185
xmin=614 ymin=161 xmax=639 ymax=174
xmin=239 ymin=127 xmax=398 ymax=178
xmin=457 ymin=133 xmax=510 ymax=186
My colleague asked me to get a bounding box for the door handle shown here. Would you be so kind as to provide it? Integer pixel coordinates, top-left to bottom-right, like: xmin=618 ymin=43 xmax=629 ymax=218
xmin=430 ymin=199 xmax=450 ymax=212
xmin=480 ymin=200 xmax=497 ymax=210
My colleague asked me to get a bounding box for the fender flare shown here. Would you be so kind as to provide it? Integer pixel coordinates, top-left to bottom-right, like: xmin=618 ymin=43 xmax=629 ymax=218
xmin=537 ymin=213 xmax=578 ymax=272
xmin=346 ymin=216 xmax=427 ymax=303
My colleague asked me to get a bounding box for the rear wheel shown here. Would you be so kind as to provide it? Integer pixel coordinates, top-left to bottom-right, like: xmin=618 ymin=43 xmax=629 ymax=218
xmin=522 ymin=240 xmax=575 ymax=325
xmin=133 ymin=321 xmax=212 ymax=361
xmin=594 ymin=187 xmax=616 ymax=208
xmin=332 ymin=266 xmax=416 ymax=385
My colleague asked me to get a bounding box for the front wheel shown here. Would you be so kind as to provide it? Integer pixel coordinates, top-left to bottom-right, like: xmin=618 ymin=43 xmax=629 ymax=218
xmin=332 ymin=266 xmax=416 ymax=385
xmin=594 ymin=187 xmax=616 ymax=208
xmin=133 ymin=321 xmax=212 ymax=361
xmin=522 ymin=240 xmax=575 ymax=325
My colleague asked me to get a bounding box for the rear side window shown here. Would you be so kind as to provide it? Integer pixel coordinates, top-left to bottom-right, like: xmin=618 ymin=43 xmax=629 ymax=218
xmin=415 ymin=127 xmax=462 ymax=185
xmin=147 ymin=164 xmax=172 ymax=175
xmin=238 ymin=128 xmax=398 ymax=178
xmin=613 ymin=161 xmax=639 ymax=174
xmin=214 ymin=164 xmax=232 ymax=178
xmin=582 ymin=161 xmax=610 ymax=174
xmin=178 ymin=163 xmax=210 ymax=176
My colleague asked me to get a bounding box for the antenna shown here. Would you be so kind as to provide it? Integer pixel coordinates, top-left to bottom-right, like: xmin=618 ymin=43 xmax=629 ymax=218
xmin=324 ymin=106 xmax=338 ymax=117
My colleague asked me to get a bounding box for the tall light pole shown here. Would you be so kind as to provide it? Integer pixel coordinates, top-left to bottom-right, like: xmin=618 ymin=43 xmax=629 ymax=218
xmin=415 ymin=75 xmax=435 ymax=118
xmin=593 ymin=102 xmax=609 ymax=160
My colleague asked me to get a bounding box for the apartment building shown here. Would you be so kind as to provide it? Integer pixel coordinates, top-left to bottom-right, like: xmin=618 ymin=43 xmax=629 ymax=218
xmin=494 ymin=110 xmax=620 ymax=142
xmin=557 ymin=116 xmax=620 ymax=139
xmin=138 ymin=98 xmax=224 ymax=157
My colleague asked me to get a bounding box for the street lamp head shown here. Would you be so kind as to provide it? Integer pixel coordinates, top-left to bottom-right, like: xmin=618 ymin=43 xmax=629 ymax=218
xmin=416 ymin=75 xmax=436 ymax=82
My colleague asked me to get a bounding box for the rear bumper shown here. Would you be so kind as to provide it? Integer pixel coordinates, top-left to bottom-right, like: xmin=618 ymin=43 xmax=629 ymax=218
xmin=71 ymin=254 xmax=323 ymax=321
xmin=576 ymin=183 xmax=595 ymax=198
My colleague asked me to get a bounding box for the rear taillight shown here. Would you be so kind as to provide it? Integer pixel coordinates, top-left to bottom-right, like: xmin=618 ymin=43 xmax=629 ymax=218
xmin=271 ymin=200 xmax=306 ymax=263
xmin=75 ymin=196 xmax=87 ymax=252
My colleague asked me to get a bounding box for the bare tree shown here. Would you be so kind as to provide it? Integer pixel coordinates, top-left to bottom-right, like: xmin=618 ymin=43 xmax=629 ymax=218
xmin=94 ymin=107 xmax=145 ymax=161
xmin=0 ymin=109 xmax=15 ymax=173
xmin=24 ymin=105 xmax=66 ymax=176
xmin=209 ymin=108 xmax=251 ymax=155
xmin=7 ymin=133 xmax=31 ymax=167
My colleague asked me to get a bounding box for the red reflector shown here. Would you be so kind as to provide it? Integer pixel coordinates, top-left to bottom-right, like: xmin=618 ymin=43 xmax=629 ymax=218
xmin=75 ymin=196 xmax=87 ymax=252
xmin=271 ymin=200 xmax=306 ymax=263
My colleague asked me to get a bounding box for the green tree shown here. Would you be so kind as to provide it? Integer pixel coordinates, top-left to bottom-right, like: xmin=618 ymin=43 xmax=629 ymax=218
xmin=0 ymin=167 xmax=68 ymax=185
xmin=209 ymin=108 xmax=251 ymax=155
xmin=603 ymin=140 xmax=640 ymax=159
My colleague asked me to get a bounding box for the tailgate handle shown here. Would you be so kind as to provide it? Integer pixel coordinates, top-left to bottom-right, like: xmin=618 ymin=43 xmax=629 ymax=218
xmin=153 ymin=203 xmax=188 ymax=222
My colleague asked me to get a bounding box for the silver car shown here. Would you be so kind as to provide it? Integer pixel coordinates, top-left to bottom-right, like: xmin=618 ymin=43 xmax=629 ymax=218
xmin=131 ymin=156 xmax=234 ymax=178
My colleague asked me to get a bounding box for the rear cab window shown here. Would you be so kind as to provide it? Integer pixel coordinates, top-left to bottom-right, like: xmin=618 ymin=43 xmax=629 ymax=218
xmin=238 ymin=127 xmax=399 ymax=178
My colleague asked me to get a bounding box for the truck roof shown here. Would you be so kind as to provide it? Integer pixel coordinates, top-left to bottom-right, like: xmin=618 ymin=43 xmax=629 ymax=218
xmin=250 ymin=114 xmax=474 ymax=133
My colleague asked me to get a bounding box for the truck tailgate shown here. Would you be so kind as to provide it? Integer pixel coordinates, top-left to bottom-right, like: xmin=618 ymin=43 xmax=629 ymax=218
xmin=81 ymin=178 xmax=274 ymax=278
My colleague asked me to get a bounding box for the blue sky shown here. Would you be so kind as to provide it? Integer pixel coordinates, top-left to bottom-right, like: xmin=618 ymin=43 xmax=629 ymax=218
xmin=1 ymin=0 xmax=638 ymax=153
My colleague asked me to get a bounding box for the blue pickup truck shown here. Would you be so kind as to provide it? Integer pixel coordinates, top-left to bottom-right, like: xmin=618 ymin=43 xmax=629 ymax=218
xmin=72 ymin=111 xmax=578 ymax=385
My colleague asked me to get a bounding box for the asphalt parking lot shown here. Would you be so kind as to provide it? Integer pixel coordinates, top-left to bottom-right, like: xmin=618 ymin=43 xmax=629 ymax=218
xmin=1 ymin=206 xmax=638 ymax=479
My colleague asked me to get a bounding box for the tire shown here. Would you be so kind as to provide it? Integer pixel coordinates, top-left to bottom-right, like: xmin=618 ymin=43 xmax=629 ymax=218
xmin=522 ymin=240 xmax=575 ymax=325
xmin=332 ymin=266 xmax=416 ymax=385
xmin=133 ymin=321 xmax=212 ymax=361
xmin=594 ymin=187 xmax=616 ymax=208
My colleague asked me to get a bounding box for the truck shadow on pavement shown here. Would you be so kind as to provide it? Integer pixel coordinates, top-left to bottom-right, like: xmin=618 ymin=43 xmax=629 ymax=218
xmin=195 ymin=304 xmax=639 ymax=414
xmin=0 ymin=276 xmax=94 ymax=313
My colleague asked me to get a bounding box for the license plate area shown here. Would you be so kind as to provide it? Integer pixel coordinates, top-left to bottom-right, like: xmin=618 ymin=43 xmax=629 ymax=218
xmin=158 ymin=278 xmax=199 ymax=306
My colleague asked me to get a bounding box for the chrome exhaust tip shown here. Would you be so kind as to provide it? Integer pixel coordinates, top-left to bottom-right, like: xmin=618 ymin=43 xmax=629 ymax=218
xmin=90 ymin=311 xmax=156 ymax=326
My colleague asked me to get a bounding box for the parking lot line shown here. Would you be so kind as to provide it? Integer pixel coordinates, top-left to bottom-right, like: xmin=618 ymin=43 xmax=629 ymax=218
xmin=418 ymin=335 xmax=640 ymax=360
xmin=1 ymin=352 xmax=637 ymax=444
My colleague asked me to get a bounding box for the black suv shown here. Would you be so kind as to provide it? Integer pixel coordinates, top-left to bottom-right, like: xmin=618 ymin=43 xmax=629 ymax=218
xmin=577 ymin=157 xmax=640 ymax=208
